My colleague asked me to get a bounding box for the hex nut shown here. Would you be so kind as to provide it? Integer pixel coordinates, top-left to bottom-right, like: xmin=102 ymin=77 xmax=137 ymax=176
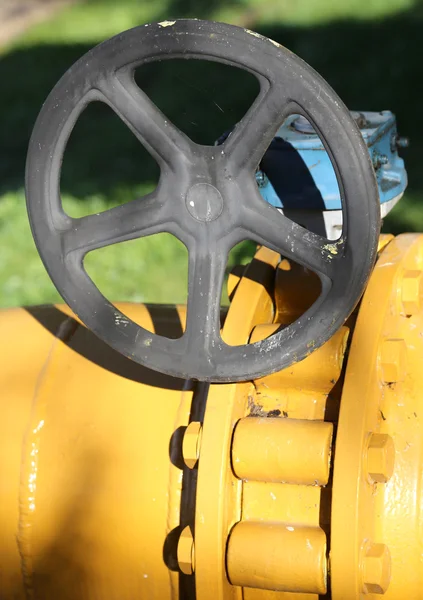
xmin=362 ymin=543 xmax=391 ymax=595
xmin=177 ymin=526 xmax=195 ymax=575
xmin=379 ymin=338 xmax=407 ymax=384
xmin=182 ymin=421 xmax=203 ymax=469
xmin=366 ymin=433 xmax=395 ymax=484
xmin=400 ymin=269 xmax=423 ymax=316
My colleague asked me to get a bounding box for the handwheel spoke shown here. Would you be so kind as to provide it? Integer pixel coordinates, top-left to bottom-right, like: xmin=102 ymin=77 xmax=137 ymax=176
xmin=243 ymin=205 xmax=340 ymax=279
xmin=62 ymin=191 xmax=172 ymax=255
xmin=97 ymin=71 xmax=194 ymax=167
xmin=224 ymin=82 xmax=294 ymax=173
xmin=185 ymin=241 xmax=227 ymax=357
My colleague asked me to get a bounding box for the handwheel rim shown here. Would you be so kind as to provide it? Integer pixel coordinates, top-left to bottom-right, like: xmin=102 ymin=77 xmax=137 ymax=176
xmin=26 ymin=19 xmax=380 ymax=382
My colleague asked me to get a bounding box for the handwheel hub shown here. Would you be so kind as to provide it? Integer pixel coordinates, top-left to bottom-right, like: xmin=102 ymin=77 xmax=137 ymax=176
xmin=185 ymin=183 xmax=224 ymax=222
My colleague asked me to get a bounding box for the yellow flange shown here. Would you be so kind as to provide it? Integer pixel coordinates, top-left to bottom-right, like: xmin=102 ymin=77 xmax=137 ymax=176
xmin=195 ymin=245 xmax=278 ymax=599
xmin=194 ymin=246 xmax=350 ymax=600
xmin=332 ymin=233 xmax=423 ymax=599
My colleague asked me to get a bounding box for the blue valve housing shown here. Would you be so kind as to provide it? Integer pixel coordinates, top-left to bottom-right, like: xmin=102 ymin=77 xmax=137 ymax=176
xmin=257 ymin=111 xmax=407 ymax=238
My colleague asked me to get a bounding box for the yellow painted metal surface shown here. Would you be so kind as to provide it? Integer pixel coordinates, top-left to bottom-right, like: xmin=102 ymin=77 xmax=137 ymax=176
xmin=1 ymin=233 xmax=423 ymax=600
xmin=0 ymin=303 xmax=194 ymax=600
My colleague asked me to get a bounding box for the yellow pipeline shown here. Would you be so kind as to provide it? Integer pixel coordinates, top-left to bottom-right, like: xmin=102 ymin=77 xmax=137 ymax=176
xmin=1 ymin=235 xmax=423 ymax=600
xmin=0 ymin=303 xmax=194 ymax=600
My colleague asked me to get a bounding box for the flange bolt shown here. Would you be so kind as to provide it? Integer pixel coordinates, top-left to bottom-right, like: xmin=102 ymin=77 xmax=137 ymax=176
xmin=400 ymin=269 xmax=423 ymax=316
xmin=177 ymin=526 xmax=195 ymax=575
xmin=182 ymin=421 xmax=203 ymax=469
xmin=366 ymin=433 xmax=395 ymax=484
xmin=362 ymin=542 xmax=391 ymax=595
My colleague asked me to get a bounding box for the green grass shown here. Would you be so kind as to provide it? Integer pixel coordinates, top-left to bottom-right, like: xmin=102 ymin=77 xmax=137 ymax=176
xmin=0 ymin=191 xmax=188 ymax=306
xmin=16 ymin=0 xmax=166 ymax=47
xmin=218 ymin=0 xmax=417 ymax=25
xmin=1 ymin=0 xmax=422 ymax=308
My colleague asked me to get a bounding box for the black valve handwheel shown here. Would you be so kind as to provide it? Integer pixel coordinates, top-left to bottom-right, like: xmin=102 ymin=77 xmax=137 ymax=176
xmin=26 ymin=19 xmax=380 ymax=382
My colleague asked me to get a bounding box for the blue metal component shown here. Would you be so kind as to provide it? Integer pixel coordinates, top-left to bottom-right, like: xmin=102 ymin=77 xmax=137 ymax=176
xmin=258 ymin=111 xmax=407 ymax=211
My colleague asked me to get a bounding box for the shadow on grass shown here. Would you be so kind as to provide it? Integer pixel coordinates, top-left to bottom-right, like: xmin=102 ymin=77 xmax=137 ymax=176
xmin=1 ymin=4 xmax=423 ymax=235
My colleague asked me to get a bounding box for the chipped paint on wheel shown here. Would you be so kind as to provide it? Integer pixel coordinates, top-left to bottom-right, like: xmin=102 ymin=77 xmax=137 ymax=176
xmin=245 ymin=28 xmax=285 ymax=50
xmin=269 ymin=38 xmax=283 ymax=48
xmin=245 ymin=28 xmax=262 ymax=39
xmin=158 ymin=20 xmax=176 ymax=28
xmin=323 ymin=243 xmax=339 ymax=256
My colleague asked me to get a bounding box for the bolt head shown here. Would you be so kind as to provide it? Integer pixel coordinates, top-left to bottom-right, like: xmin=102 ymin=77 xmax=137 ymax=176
xmin=372 ymin=151 xmax=389 ymax=169
xmin=182 ymin=421 xmax=203 ymax=469
xmin=367 ymin=433 xmax=395 ymax=484
xmin=362 ymin=543 xmax=391 ymax=595
xmin=401 ymin=269 xmax=423 ymax=316
xmin=396 ymin=136 xmax=409 ymax=149
xmin=177 ymin=526 xmax=195 ymax=575
xmin=379 ymin=338 xmax=407 ymax=384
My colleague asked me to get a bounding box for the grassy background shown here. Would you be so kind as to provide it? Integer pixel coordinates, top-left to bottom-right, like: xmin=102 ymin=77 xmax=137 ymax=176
xmin=1 ymin=0 xmax=422 ymax=307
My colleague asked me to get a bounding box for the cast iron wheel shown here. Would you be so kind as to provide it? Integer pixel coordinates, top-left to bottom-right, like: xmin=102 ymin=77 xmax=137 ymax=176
xmin=26 ymin=19 xmax=380 ymax=382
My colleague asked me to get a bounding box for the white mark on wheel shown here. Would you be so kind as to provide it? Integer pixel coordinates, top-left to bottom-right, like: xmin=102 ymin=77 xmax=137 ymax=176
xmin=158 ymin=20 xmax=176 ymax=27
xmin=115 ymin=313 xmax=129 ymax=327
